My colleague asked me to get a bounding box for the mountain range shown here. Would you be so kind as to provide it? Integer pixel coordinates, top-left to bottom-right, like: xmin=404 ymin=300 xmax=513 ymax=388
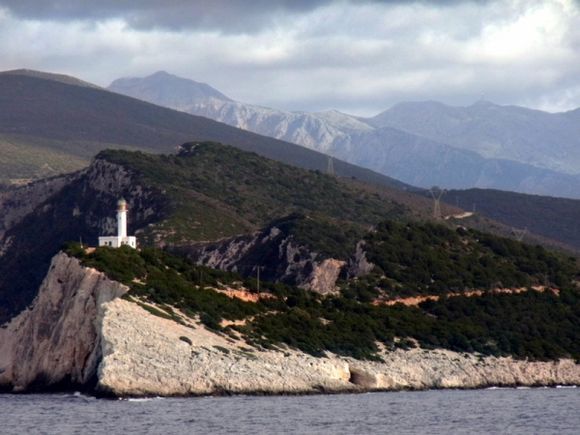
xmin=109 ymin=71 xmax=580 ymax=199
xmin=0 ymin=69 xmax=407 ymax=191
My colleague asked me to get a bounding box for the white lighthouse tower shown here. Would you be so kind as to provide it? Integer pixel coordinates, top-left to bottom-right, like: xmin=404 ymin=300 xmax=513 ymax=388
xmin=98 ymin=199 xmax=137 ymax=248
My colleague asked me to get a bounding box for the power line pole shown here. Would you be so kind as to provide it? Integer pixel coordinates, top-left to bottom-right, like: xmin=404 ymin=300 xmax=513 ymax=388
xmin=512 ymin=227 xmax=528 ymax=242
xmin=429 ymin=187 xmax=446 ymax=220
xmin=256 ymin=265 xmax=263 ymax=292
xmin=326 ymin=156 xmax=335 ymax=176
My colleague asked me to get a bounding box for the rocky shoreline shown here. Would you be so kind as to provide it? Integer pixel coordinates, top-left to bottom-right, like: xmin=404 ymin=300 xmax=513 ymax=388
xmin=1 ymin=253 xmax=579 ymax=397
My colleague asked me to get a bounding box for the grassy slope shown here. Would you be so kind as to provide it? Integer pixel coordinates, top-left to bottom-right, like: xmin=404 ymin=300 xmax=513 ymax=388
xmin=0 ymin=141 xmax=550 ymax=325
xmin=0 ymin=140 xmax=574 ymax=326
xmin=65 ymin=144 xmax=580 ymax=362
xmin=0 ymin=69 xmax=102 ymax=89
xmin=0 ymin=134 xmax=111 ymax=183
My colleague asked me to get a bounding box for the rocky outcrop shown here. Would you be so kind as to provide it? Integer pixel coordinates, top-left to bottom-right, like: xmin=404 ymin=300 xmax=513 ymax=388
xmin=79 ymin=158 xmax=166 ymax=233
xmin=184 ymin=225 xmax=347 ymax=294
xmin=302 ymin=258 xmax=345 ymax=295
xmin=347 ymin=241 xmax=374 ymax=278
xmin=1 ymin=252 xmax=579 ymax=396
xmin=359 ymin=348 xmax=580 ymax=390
xmin=0 ymin=253 xmax=127 ymax=392
xmin=0 ymin=158 xmax=146 ymax=251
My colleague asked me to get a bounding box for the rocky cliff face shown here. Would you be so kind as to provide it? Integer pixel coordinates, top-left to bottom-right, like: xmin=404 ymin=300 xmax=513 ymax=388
xmin=1 ymin=252 xmax=579 ymax=396
xmin=182 ymin=226 xmax=347 ymax=294
xmin=182 ymin=225 xmax=376 ymax=295
xmin=0 ymin=253 xmax=127 ymax=392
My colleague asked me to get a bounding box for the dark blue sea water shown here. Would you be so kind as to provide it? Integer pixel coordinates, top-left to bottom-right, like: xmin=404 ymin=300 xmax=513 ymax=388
xmin=1 ymin=388 xmax=578 ymax=434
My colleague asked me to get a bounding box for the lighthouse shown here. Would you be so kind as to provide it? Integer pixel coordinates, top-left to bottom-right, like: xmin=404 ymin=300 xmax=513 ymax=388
xmin=117 ymin=198 xmax=128 ymax=238
xmin=98 ymin=199 xmax=137 ymax=249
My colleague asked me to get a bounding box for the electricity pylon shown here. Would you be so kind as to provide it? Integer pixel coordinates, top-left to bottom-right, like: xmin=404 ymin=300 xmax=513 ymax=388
xmin=429 ymin=187 xmax=446 ymax=220
xmin=512 ymin=227 xmax=528 ymax=242
xmin=326 ymin=156 xmax=335 ymax=176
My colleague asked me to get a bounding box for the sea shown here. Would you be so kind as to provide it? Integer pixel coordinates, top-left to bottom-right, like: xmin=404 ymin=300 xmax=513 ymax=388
xmin=0 ymin=387 xmax=578 ymax=434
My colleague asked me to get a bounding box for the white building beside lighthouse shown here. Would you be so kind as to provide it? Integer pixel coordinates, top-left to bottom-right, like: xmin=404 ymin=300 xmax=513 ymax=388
xmin=98 ymin=198 xmax=137 ymax=248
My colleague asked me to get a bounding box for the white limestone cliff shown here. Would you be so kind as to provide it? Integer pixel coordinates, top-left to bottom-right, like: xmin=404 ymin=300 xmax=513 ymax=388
xmin=0 ymin=253 xmax=128 ymax=391
xmin=96 ymin=297 xmax=580 ymax=396
xmin=1 ymin=252 xmax=579 ymax=396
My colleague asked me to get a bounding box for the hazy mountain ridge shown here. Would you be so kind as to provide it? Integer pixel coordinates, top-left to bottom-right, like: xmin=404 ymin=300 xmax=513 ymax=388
xmin=111 ymin=73 xmax=367 ymax=155
xmin=0 ymin=69 xmax=409 ymax=191
xmin=108 ymin=72 xmax=580 ymax=198
xmin=371 ymin=100 xmax=580 ymax=175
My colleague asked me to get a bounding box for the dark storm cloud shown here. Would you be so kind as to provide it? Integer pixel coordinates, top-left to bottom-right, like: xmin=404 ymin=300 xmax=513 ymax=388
xmin=0 ymin=0 xmax=490 ymax=32
xmin=0 ymin=0 xmax=332 ymax=32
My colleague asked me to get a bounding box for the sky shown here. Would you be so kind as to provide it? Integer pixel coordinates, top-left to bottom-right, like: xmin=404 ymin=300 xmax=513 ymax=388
xmin=0 ymin=0 xmax=579 ymax=116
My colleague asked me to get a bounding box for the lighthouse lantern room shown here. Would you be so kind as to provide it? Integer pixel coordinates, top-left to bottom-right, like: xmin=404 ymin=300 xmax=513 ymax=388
xmin=98 ymin=198 xmax=137 ymax=248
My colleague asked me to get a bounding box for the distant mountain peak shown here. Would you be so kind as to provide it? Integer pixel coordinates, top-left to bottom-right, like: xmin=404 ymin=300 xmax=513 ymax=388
xmin=146 ymin=70 xmax=192 ymax=82
xmin=108 ymin=71 xmax=233 ymax=105
xmin=150 ymin=70 xmax=172 ymax=77
xmin=387 ymin=99 xmax=501 ymax=113
xmin=316 ymin=109 xmax=346 ymax=115
xmin=470 ymin=99 xmax=499 ymax=108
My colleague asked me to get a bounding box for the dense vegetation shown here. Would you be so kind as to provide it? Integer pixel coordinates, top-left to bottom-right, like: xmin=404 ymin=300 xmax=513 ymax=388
xmin=359 ymin=221 xmax=577 ymax=297
xmin=269 ymin=214 xmax=364 ymax=260
xmin=67 ymin=234 xmax=580 ymax=362
xmin=0 ymin=140 xmax=447 ymax=323
xmin=99 ymin=142 xmax=408 ymax=242
xmin=247 ymin=287 xmax=580 ymax=361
